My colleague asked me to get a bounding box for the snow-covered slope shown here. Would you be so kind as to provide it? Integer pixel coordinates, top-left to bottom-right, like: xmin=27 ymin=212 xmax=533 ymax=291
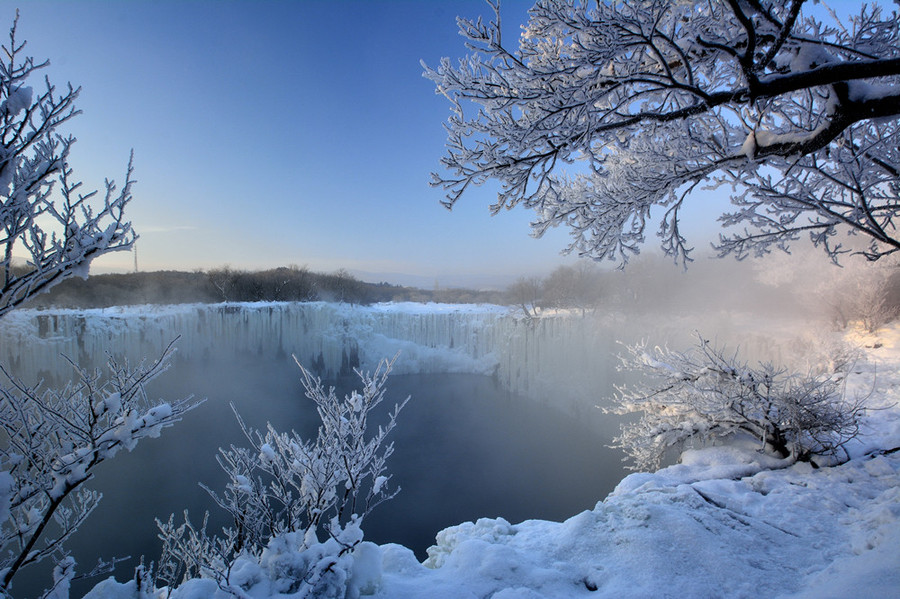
xmin=370 ymin=326 xmax=900 ymax=598
xmin=368 ymin=448 xmax=900 ymax=599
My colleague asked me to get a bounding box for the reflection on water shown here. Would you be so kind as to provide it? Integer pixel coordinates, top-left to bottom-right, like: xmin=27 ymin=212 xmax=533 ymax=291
xmin=16 ymin=355 xmax=627 ymax=597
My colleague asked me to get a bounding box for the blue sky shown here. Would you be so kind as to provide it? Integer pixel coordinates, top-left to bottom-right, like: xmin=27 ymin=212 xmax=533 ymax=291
xmin=4 ymin=0 xmax=861 ymax=287
xmin=5 ymin=0 xmax=600 ymax=286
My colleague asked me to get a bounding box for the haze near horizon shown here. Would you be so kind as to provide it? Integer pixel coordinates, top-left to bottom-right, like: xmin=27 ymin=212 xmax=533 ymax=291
xmin=2 ymin=0 xmax=612 ymax=288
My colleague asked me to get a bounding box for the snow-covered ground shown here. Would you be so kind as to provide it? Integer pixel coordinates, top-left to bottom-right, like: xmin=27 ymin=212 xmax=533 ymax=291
xmin=83 ymin=322 xmax=900 ymax=599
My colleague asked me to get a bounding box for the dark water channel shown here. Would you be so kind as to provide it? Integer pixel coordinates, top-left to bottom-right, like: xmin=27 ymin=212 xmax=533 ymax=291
xmin=17 ymin=355 xmax=627 ymax=597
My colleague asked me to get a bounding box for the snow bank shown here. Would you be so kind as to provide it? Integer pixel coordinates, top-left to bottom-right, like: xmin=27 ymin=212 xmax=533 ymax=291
xmin=80 ymin=320 xmax=900 ymax=599
xmin=385 ymin=452 xmax=898 ymax=599
xmin=375 ymin=327 xmax=899 ymax=598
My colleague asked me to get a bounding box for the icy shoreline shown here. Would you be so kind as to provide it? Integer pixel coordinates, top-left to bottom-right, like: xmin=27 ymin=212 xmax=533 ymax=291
xmin=5 ymin=303 xmax=898 ymax=597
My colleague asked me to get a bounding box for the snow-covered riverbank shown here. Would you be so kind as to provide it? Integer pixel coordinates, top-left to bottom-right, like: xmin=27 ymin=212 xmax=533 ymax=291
xmin=77 ymin=318 xmax=900 ymax=598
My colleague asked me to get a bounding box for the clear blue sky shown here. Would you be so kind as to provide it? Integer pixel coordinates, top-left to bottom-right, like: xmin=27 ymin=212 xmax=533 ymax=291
xmin=5 ymin=1 xmax=861 ymax=287
xmin=4 ymin=0 xmax=599 ymax=287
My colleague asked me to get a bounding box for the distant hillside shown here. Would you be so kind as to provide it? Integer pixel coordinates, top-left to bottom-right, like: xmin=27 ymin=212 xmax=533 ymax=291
xmin=21 ymin=267 xmax=505 ymax=309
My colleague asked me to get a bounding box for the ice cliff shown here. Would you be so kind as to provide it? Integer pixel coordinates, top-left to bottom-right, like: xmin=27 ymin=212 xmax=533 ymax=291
xmin=0 ymin=301 xmax=812 ymax=412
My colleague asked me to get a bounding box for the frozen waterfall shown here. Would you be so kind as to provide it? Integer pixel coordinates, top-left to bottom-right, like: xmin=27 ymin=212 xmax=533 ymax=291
xmin=0 ymin=301 xmax=806 ymax=410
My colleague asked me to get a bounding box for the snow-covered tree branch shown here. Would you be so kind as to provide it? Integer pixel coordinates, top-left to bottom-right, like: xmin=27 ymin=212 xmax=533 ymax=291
xmin=0 ymin=15 xmax=190 ymax=597
xmin=0 ymin=340 xmax=196 ymax=596
xmin=156 ymin=355 xmax=407 ymax=597
xmin=610 ymin=335 xmax=865 ymax=471
xmin=425 ymin=0 xmax=900 ymax=265
xmin=0 ymin=13 xmax=135 ymax=317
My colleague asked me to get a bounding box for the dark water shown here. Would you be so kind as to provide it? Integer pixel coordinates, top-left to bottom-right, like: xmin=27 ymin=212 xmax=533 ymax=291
xmin=15 ymin=355 xmax=627 ymax=597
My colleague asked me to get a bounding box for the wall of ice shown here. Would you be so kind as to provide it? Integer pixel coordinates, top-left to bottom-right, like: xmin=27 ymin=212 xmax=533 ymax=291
xmin=0 ymin=301 xmax=811 ymax=409
xmin=0 ymin=303 xmax=496 ymax=377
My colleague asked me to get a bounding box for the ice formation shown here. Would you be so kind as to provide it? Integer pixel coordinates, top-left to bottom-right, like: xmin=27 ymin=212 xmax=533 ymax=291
xmin=0 ymin=301 xmax=805 ymax=412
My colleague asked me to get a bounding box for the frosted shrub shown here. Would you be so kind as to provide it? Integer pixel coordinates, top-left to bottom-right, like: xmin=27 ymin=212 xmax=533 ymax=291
xmin=0 ymin=341 xmax=195 ymax=596
xmin=0 ymin=12 xmax=193 ymax=598
xmin=610 ymin=336 xmax=865 ymax=471
xmin=157 ymin=356 xmax=407 ymax=597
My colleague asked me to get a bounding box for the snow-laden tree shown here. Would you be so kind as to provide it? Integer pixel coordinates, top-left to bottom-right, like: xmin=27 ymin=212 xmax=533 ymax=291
xmin=0 ymin=15 xmax=193 ymax=597
xmin=156 ymin=356 xmax=407 ymax=598
xmin=818 ymin=258 xmax=900 ymax=332
xmin=0 ymin=343 xmax=196 ymax=597
xmin=0 ymin=13 xmax=134 ymax=317
xmin=751 ymin=247 xmax=900 ymax=331
xmin=610 ymin=335 xmax=864 ymax=471
xmin=424 ymin=0 xmax=900 ymax=265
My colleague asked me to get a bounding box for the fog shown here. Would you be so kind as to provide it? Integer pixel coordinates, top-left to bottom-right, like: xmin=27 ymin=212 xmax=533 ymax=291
xmin=4 ymin=247 xmax=896 ymax=596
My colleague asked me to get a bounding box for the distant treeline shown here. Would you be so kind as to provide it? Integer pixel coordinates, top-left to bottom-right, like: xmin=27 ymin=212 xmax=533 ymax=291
xmin=19 ymin=255 xmax=900 ymax=334
xmin=21 ymin=266 xmax=506 ymax=309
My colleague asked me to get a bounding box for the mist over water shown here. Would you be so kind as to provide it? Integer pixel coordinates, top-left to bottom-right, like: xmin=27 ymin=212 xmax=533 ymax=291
xmin=0 ymin=284 xmax=832 ymax=597
xmin=13 ymin=352 xmax=627 ymax=598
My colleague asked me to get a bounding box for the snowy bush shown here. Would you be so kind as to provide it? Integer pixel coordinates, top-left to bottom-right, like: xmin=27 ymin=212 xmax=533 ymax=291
xmin=0 ymin=13 xmax=192 ymax=596
xmin=610 ymin=335 xmax=866 ymax=471
xmin=156 ymin=356 xmax=407 ymax=597
xmin=0 ymin=341 xmax=196 ymax=596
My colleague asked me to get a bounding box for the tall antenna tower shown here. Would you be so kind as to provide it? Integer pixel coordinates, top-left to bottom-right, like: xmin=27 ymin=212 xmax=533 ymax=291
xmin=133 ymin=243 xmax=138 ymax=273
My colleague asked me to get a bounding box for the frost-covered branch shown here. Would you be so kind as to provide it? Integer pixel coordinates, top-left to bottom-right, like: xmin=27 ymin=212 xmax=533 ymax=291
xmin=0 ymin=14 xmax=189 ymax=598
xmin=425 ymin=0 xmax=900 ymax=265
xmin=0 ymin=14 xmax=135 ymax=317
xmin=718 ymin=118 xmax=900 ymax=261
xmin=609 ymin=335 xmax=865 ymax=471
xmin=0 ymin=340 xmax=198 ymax=595
xmin=157 ymin=355 xmax=408 ymax=597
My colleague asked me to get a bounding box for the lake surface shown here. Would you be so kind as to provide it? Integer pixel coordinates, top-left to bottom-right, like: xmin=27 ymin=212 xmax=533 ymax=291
xmin=15 ymin=355 xmax=627 ymax=597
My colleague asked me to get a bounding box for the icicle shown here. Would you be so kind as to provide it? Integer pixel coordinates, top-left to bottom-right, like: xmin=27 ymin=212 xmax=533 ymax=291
xmin=0 ymin=303 xmax=620 ymax=414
